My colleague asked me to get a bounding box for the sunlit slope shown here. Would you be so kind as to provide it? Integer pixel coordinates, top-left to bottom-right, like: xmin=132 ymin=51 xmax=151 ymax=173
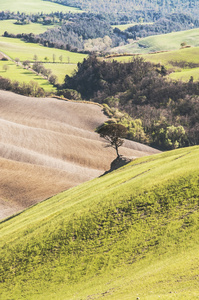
xmin=0 ymin=0 xmax=81 ymax=13
xmin=0 ymin=146 xmax=198 ymax=299
xmin=0 ymin=90 xmax=157 ymax=219
xmin=109 ymin=47 xmax=199 ymax=82
xmin=111 ymin=28 xmax=199 ymax=54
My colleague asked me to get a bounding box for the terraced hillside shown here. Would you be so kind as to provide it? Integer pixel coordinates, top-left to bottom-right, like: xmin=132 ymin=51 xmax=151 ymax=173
xmin=0 ymin=90 xmax=158 ymax=219
xmin=0 ymin=146 xmax=198 ymax=299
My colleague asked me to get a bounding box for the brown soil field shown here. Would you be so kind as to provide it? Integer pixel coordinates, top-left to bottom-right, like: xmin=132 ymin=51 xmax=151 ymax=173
xmin=0 ymin=90 xmax=160 ymax=219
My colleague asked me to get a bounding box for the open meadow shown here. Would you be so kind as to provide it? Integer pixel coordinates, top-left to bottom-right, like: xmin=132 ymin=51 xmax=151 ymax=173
xmin=111 ymin=28 xmax=199 ymax=54
xmin=0 ymin=60 xmax=56 ymax=92
xmin=0 ymin=36 xmax=87 ymax=85
xmin=112 ymin=22 xmax=153 ymax=31
xmin=0 ymin=144 xmax=198 ymax=299
xmin=107 ymin=46 xmax=199 ymax=82
xmin=0 ymin=0 xmax=81 ymax=13
xmin=0 ymin=37 xmax=87 ymax=63
xmin=0 ymin=20 xmax=55 ymax=36
xmin=44 ymin=63 xmax=77 ymax=83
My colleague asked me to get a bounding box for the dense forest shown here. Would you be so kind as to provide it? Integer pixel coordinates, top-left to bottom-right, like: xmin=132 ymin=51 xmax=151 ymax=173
xmin=62 ymin=56 xmax=199 ymax=150
xmin=124 ymin=13 xmax=199 ymax=39
xmin=45 ymin=0 xmax=199 ymax=22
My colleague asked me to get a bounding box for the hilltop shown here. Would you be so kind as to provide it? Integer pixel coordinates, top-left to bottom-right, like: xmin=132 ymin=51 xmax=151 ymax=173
xmin=0 ymin=90 xmax=158 ymax=219
xmin=0 ymin=145 xmax=198 ymax=299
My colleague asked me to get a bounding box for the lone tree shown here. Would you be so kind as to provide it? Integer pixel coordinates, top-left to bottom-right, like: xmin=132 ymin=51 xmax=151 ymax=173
xmin=97 ymin=123 xmax=127 ymax=158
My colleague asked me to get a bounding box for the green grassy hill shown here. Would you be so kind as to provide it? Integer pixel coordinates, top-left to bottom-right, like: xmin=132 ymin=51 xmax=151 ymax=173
xmin=0 ymin=146 xmax=199 ymax=299
xmin=0 ymin=20 xmax=56 ymax=36
xmin=108 ymin=46 xmax=199 ymax=82
xmin=0 ymin=36 xmax=87 ymax=85
xmin=111 ymin=28 xmax=199 ymax=54
xmin=0 ymin=0 xmax=81 ymax=13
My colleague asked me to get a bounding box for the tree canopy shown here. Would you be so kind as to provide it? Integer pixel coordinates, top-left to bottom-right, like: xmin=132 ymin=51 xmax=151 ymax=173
xmin=97 ymin=123 xmax=127 ymax=157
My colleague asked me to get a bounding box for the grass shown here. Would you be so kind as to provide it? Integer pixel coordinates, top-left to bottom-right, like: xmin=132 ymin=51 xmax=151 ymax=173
xmin=44 ymin=63 xmax=77 ymax=83
xmin=107 ymin=46 xmax=199 ymax=82
xmin=0 ymin=20 xmax=55 ymax=36
xmin=0 ymin=145 xmax=199 ymax=299
xmin=169 ymin=67 xmax=199 ymax=81
xmin=0 ymin=60 xmax=56 ymax=92
xmin=111 ymin=28 xmax=199 ymax=54
xmin=143 ymin=47 xmax=199 ymax=82
xmin=0 ymin=0 xmax=81 ymax=13
xmin=0 ymin=36 xmax=86 ymax=85
xmin=0 ymin=37 xmax=87 ymax=63
xmin=112 ymin=22 xmax=153 ymax=31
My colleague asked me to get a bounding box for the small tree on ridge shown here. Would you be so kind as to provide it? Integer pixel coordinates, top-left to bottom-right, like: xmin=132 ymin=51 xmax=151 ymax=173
xmin=97 ymin=123 xmax=127 ymax=158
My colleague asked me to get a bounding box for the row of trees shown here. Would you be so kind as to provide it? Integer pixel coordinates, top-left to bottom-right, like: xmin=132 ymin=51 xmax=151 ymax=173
xmin=3 ymin=14 xmax=122 ymax=53
xmin=123 ymin=13 xmax=199 ymax=40
xmin=62 ymin=55 xmax=199 ymax=150
xmin=0 ymin=77 xmax=46 ymax=97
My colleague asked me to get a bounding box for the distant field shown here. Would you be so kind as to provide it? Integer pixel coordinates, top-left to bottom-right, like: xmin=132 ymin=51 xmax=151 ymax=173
xmin=0 ymin=20 xmax=55 ymax=36
xmin=0 ymin=0 xmax=81 ymax=13
xmin=111 ymin=28 xmax=199 ymax=54
xmin=0 ymin=60 xmax=56 ymax=92
xmin=142 ymin=47 xmax=199 ymax=67
xmin=107 ymin=47 xmax=199 ymax=82
xmin=169 ymin=67 xmax=199 ymax=81
xmin=0 ymin=37 xmax=87 ymax=63
xmin=143 ymin=47 xmax=199 ymax=81
xmin=44 ymin=63 xmax=78 ymax=83
xmin=112 ymin=22 xmax=153 ymax=31
xmin=0 ymin=36 xmax=86 ymax=84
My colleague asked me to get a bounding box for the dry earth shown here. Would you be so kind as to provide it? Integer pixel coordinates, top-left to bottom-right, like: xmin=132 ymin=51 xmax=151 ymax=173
xmin=0 ymin=90 xmax=160 ymax=219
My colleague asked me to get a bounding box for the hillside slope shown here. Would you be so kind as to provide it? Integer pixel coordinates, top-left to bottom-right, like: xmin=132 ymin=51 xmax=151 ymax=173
xmin=0 ymin=90 xmax=158 ymax=219
xmin=0 ymin=146 xmax=198 ymax=299
xmin=111 ymin=28 xmax=199 ymax=54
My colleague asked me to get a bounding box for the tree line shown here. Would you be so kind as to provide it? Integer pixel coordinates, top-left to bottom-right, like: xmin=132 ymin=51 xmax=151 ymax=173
xmin=3 ymin=13 xmax=122 ymax=53
xmin=61 ymin=55 xmax=199 ymax=150
xmin=0 ymin=76 xmax=46 ymax=97
xmin=123 ymin=13 xmax=199 ymax=40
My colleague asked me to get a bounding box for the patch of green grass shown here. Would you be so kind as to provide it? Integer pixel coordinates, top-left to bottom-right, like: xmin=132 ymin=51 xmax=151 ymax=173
xmin=0 ymin=60 xmax=56 ymax=92
xmin=0 ymin=146 xmax=199 ymax=299
xmin=112 ymin=22 xmax=153 ymax=31
xmin=142 ymin=47 xmax=199 ymax=67
xmin=169 ymin=67 xmax=199 ymax=81
xmin=111 ymin=28 xmax=199 ymax=54
xmin=0 ymin=37 xmax=87 ymax=63
xmin=44 ymin=63 xmax=77 ymax=83
xmin=108 ymin=47 xmax=199 ymax=82
xmin=0 ymin=0 xmax=81 ymax=13
xmin=0 ymin=20 xmax=55 ymax=36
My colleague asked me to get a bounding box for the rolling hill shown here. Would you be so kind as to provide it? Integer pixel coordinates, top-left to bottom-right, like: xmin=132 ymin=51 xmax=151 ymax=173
xmin=111 ymin=28 xmax=199 ymax=54
xmin=0 ymin=90 xmax=158 ymax=220
xmin=107 ymin=46 xmax=199 ymax=82
xmin=0 ymin=0 xmax=81 ymax=13
xmin=0 ymin=145 xmax=198 ymax=299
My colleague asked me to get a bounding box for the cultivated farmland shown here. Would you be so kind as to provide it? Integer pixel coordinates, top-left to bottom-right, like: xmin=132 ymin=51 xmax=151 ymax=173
xmin=0 ymin=90 xmax=158 ymax=220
